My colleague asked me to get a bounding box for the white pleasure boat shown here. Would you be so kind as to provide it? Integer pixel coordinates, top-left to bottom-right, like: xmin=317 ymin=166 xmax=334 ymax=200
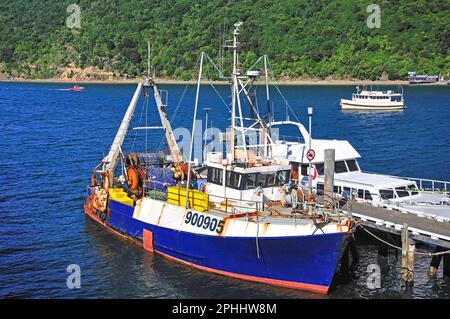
xmin=267 ymin=121 xmax=450 ymax=220
xmin=340 ymin=86 xmax=404 ymax=110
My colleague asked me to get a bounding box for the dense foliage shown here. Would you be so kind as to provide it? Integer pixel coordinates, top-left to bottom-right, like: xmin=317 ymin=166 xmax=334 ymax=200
xmin=0 ymin=0 xmax=449 ymax=80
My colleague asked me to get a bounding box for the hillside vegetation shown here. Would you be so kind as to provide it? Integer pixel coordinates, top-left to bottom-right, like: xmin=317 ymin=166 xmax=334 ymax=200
xmin=0 ymin=0 xmax=449 ymax=80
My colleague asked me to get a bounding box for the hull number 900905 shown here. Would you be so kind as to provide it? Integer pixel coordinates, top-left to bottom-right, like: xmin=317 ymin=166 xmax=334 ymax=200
xmin=185 ymin=211 xmax=225 ymax=234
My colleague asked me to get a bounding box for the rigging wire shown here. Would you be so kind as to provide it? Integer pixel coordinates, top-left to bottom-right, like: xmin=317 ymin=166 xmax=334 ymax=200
xmin=155 ymin=84 xmax=190 ymax=154
xmin=266 ymin=57 xmax=302 ymax=124
xmin=154 ymin=54 xmax=202 ymax=155
xmin=130 ymin=94 xmax=149 ymax=153
xmin=145 ymin=93 xmax=149 ymax=154
xmin=204 ymin=54 xmax=231 ymax=112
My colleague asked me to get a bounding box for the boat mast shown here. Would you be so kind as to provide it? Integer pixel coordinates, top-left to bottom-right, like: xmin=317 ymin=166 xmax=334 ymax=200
xmin=263 ymin=55 xmax=271 ymax=157
xmin=104 ymin=83 xmax=143 ymax=182
xmin=230 ymin=24 xmax=238 ymax=162
xmin=147 ymin=41 xmax=151 ymax=77
xmin=228 ymin=21 xmax=248 ymax=162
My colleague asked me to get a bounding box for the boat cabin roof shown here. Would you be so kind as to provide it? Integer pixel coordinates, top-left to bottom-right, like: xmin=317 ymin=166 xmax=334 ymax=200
xmin=204 ymin=160 xmax=291 ymax=174
xmin=333 ymin=171 xmax=416 ymax=189
xmin=272 ymin=138 xmax=361 ymax=164
xmin=356 ymin=90 xmax=402 ymax=97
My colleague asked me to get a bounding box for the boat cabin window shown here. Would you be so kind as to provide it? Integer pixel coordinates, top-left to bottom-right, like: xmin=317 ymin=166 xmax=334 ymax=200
xmin=301 ymin=164 xmax=308 ymax=176
xmin=408 ymin=184 xmax=419 ymax=195
xmin=266 ymin=174 xmax=277 ymax=187
xmin=395 ymin=186 xmax=410 ymax=198
xmin=246 ymin=173 xmax=257 ymax=189
xmin=243 ymin=170 xmax=290 ymax=190
xmin=207 ymin=167 xmax=223 ymax=186
xmin=301 ymin=163 xmax=324 ymax=176
xmin=358 ymin=189 xmax=364 ymax=199
xmin=226 ymin=171 xmax=242 ymax=189
xmin=358 ymin=189 xmax=373 ymax=200
xmin=346 ymin=160 xmax=359 ymax=172
xmin=277 ymin=170 xmax=290 ymax=185
xmin=317 ymin=183 xmax=324 ymax=195
xmin=257 ymin=174 xmax=267 ymax=187
xmin=335 ymin=161 xmax=348 ymax=173
xmin=380 ymin=189 xmax=395 ymax=199
xmin=315 ymin=163 xmax=324 ymax=175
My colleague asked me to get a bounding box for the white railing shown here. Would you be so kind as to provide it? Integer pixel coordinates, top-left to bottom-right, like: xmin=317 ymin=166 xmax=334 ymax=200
xmin=366 ymin=172 xmax=449 ymax=192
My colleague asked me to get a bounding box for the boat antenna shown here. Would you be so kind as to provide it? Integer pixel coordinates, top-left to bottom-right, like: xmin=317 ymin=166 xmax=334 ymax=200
xmin=264 ymin=55 xmax=271 ymax=123
xmin=221 ymin=20 xmax=226 ymax=73
xmin=147 ymin=40 xmax=151 ymax=77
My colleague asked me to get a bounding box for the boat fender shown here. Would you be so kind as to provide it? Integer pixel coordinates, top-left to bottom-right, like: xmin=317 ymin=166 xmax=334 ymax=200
xmin=127 ymin=167 xmax=140 ymax=191
xmin=297 ymin=188 xmax=305 ymax=203
xmin=310 ymin=166 xmax=318 ymax=180
xmin=91 ymin=174 xmax=98 ymax=187
xmin=290 ymin=165 xmax=299 ymax=182
xmin=98 ymin=211 xmax=107 ymax=222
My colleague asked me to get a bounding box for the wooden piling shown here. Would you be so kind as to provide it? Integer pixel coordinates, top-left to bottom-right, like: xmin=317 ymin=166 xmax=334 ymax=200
xmin=428 ymin=246 xmax=450 ymax=277
xmin=401 ymin=224 xmax=415 ymax=282
xmin=428 ymin=246 xmax=443 ymax=277
xmin=324 ymin=149 xmax=335 ymax=209
xmin=444 ymin=254 xmax=450 ymax=277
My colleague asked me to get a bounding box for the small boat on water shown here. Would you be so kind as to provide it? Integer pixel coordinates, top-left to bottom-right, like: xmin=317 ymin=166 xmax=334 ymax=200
xmin=340 ymin=86 xmax=404 ymax=110
xmin=69 ymin=85 xmax=85 ymax=92
xmin=84 ymin=22 xmax=353 ymax=294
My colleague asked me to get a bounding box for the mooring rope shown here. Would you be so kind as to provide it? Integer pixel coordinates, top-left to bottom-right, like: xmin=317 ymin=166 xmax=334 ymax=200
xmin=356 ymin=224 xmax=450 ymax=256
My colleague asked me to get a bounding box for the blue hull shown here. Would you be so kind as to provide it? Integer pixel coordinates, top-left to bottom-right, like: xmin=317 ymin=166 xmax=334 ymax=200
xmin=96 ymin=199 xmax=349 ymax=293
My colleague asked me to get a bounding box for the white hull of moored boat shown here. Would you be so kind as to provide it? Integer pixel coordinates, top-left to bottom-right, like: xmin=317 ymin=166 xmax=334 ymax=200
xmin=340 ymin=99 xmax=404 ymax=110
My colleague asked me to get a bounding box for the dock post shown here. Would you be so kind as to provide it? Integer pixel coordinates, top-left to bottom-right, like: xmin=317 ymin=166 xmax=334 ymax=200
xmin=401 ymin=224 xmax=415 ymax=282
xmin=428 ymin=246 xmax=450 ymax=277
xmin=324 ymin=149 xmax=335 ymax=209
xmin=444 ymin=254 xmax=450 ymax=277
xmin=428 ymin=246 xmax=443 ymax=277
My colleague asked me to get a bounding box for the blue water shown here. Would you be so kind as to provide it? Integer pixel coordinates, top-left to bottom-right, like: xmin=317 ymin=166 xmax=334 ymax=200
xmin=0 ymin=82 xmax=449 ymax=299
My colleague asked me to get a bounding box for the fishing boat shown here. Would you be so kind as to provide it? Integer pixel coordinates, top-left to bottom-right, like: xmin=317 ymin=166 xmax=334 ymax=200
xmin=69 ymin=85 xmax=85 ymax=92
xmin=340 ymin=86 xmax=404 ymax=110
xmin=84 ymin=23 xmax=353 ymax=294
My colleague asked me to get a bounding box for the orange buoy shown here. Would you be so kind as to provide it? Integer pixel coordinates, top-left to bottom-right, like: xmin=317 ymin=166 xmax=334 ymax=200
xmin=127 ymin=167 xmax=140 ymax=191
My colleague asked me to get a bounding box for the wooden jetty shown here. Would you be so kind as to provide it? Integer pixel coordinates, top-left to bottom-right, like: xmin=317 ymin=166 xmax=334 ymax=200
xmin=317 ymin=148 xmax=450 ymax=279
xmin=349 ymin=201 xmax=450 ymax=249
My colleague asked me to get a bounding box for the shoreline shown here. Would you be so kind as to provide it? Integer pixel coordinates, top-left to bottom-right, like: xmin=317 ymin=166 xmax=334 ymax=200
xmin=0 ymin=77 xmax=447 ymax=86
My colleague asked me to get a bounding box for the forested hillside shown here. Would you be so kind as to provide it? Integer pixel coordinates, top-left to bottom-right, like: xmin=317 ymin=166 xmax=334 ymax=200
xmin=0 ymin=0 xmax=449 ymax=80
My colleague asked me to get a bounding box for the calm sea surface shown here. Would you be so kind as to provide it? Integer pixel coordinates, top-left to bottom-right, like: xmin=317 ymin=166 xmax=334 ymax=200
xmin=0 ymin=82 xmax=449 ymax=299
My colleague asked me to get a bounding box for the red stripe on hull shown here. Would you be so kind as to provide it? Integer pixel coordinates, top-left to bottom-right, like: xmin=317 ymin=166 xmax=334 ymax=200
xmin=156 ymin=250 xmax=330 ymax=294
